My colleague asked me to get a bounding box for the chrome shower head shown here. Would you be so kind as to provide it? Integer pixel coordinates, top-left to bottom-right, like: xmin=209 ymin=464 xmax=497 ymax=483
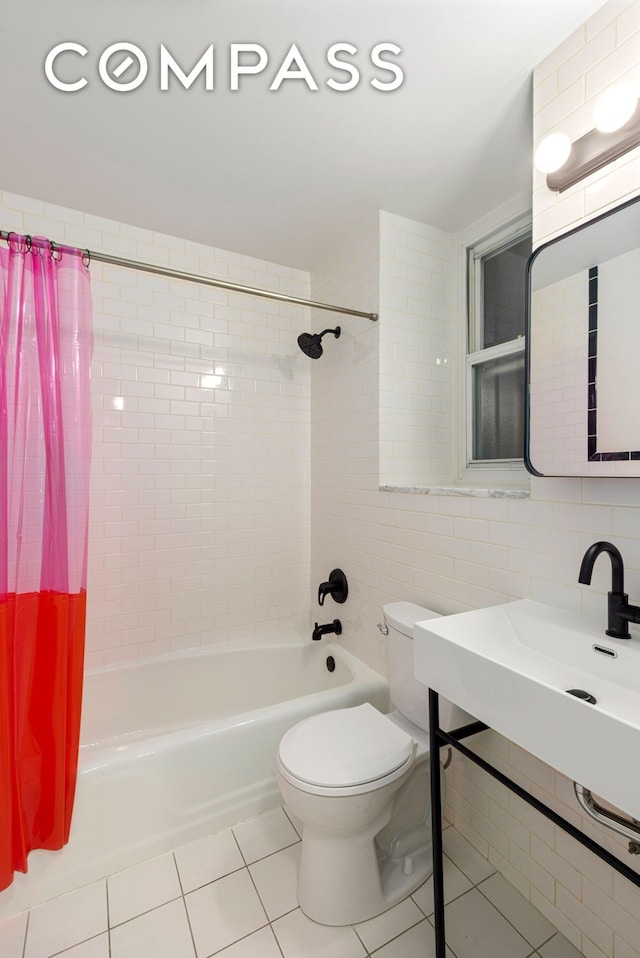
xmin=297 ymin=326 xmax=341 ymax=359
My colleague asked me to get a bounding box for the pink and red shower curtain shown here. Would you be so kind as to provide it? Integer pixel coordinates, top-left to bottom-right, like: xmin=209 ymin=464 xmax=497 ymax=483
xmin=0 ymin=234 xmax=93 ymax=890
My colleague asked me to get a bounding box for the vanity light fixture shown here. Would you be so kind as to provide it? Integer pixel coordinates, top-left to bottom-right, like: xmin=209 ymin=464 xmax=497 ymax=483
xmin=536 ymin=84 xmax=640 ymax=192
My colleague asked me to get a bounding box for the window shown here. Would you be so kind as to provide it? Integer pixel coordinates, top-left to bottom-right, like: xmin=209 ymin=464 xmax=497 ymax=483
xmin=466 ymin=220 xmax=532 ymax=474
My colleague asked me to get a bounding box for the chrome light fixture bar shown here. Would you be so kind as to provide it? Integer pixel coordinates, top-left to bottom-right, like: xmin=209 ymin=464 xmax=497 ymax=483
xmin=547 ymin=105 xmax=640 ymax=192
xmin=536 ymin=85 xmax=640 ymax=193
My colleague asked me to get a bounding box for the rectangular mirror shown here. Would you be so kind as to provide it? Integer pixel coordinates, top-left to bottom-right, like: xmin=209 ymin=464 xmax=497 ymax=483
xmin=526 ymin=194 xmax=640 ymax=477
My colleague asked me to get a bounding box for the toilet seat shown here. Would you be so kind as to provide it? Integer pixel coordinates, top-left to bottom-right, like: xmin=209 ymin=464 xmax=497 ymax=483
xmin=278 ymin=703 xmax=417 ymax=796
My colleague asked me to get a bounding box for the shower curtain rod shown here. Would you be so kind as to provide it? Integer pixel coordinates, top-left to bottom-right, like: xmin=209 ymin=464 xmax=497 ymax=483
xmin=0 ymin=230 xmax=379 ymax=322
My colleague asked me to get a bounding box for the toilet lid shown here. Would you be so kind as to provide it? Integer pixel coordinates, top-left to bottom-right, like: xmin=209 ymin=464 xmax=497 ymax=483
xmin=278 ymin=703 xmax=415 ymax=788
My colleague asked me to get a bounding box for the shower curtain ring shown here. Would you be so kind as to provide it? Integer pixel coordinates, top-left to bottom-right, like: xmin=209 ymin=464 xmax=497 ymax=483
xmin=51 ymin=243 xmax=61 ymax=261
xmin=25 ymin=235 xmax=32 ymax=253
xmin=82 ymin=249 xmax=91 ymax=268
xmin=6 ymin=233 xmax=24 ymax=253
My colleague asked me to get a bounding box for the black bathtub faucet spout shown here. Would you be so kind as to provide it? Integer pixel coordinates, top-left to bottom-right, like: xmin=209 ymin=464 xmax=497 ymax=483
xmin=578 ymin=541 xmax=640 ymax=639
xmin=317 ymin=569 xmax=348 ymax=606
xmin=312 ymin=619 xmax=342 ymax=641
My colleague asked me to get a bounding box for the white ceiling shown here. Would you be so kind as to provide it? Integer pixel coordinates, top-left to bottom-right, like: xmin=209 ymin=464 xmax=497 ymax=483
xmin=1 ymin=0 xmax=605 ymax=270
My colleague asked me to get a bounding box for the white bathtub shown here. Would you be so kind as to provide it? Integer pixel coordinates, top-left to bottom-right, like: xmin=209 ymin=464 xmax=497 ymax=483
xmin=0 ymin=633 xmax=388 ymax=919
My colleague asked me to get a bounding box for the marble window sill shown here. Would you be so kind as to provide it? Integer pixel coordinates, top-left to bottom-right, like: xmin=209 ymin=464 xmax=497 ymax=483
xmin=379 ymin=484 xmax=530 ymax=499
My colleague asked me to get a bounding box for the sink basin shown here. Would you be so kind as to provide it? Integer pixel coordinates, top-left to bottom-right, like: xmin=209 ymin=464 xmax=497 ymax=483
xmin=414 ymin=599 xmax=640 ymax=821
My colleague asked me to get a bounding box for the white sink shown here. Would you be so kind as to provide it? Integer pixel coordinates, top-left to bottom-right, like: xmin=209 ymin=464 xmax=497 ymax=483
xmin=414 ymin=599 xmax=640 ymax=821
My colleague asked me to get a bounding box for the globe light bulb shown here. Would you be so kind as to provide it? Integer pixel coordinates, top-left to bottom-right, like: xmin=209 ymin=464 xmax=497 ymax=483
xmin=534 ymin=132 xmax=572 ymax=174
xmin=593 ymin=85 xmax=637 ymax=133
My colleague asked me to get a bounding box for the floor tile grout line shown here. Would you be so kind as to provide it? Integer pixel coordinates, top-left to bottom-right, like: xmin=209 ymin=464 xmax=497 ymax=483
xmin=230 ymin=826 xmax=250 ymax=868
xmin=11 ymin=884 xmax=580 ymax=958
xmin=419 ymin=861 xmax=517 ymax=958
xmin=8 ymin=814 xmax=590 ymax=958
xmin=266 ymin=916 xmax=287 ymax=958
xmin=281 ymin=805 xmax=302 ymax=840
xmin=366 ymin=917 xmax=426 ymax=956
xmin=234 ymin=838 xmax=301 ymax=869
xmin=248 ymin=837 xmax=301 ymax=866
xmin=352 ymin=924 xmax=368 ymax=952
xmin=411 ymin=887 xmax=438 ymax=922
xmin=106 ymin=891 xmax=183 ymax=930
xmin=105 ymin=877 xmax=111 ymax=958
xmin=180 ymin=895 xmax=199 ymax=958
xmin=358 ymin=914 xmax=428 ymax=956
xmin=20 ymin=910 xmax=29 ymax=958
xmin=179 ymin=863 xmax=246 ymax=896
xmin=473 ymin=876 xmax=550 ymax=952
xmin=425 ymin=913 xmax=462 ymax=958
xmin=173 ymin=852 xmax=199 ymax=958
xmin=45 ymin=931 xmax=109 ymax=958
xmin=19 ymin=886 xmax=113 ymax=958
xmin=268 ymin=903 xmax=298 ymax=922
xmin=202 ymin=916 xmax=271 ymax=958
xmin=99 ymin=830 xmax=301 ymax=930
xmin=173 ymin=851 xmax=186 ymax=897
xmin=537 ymin=930 xmax=560 ymax=950
xmin=243 ymin=860 xmax=275 ymax=931
xmin=15 ymin=880 xmax=564 ymax=958
xmin=441 ymin=831 xmax=499 ymax=888
xmin=410 ymin=871 xmax=481 ymax=921
xmin=361 ymin=859 xmax=505 ymax=958
xmin=224 ymin=826 xmax=285 ymax=954
xmin=428 ymin=865 xmax=577 ymax=958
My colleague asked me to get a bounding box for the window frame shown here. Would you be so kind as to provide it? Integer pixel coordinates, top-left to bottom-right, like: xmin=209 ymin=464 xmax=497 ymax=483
xmin=462 ymin=213 xmax=532 ymax=485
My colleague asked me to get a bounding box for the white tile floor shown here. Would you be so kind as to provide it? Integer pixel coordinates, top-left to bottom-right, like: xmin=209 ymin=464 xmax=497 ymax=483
xmin=0 ymin=807 xmax=586 ymax=958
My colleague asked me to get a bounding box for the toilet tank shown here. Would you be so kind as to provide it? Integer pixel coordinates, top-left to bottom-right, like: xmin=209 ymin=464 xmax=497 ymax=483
xmin=383 ymin=602 xmax=474 ymax=732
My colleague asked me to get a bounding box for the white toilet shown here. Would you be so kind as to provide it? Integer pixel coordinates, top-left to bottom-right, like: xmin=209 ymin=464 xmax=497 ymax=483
xmin=276 ymin=601 xmax=473 ymax=926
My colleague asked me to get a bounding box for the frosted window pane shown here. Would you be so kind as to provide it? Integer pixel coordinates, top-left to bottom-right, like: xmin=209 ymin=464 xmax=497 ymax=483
xmin=473 ymin=354 xmax=525 ymax=460
xmin=482 ymin=236 xmax=530 ymax=348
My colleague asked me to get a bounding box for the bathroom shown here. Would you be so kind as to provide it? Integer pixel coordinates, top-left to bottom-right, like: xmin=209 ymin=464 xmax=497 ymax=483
xmin=1 ymin=0 xmax=640 ymax=956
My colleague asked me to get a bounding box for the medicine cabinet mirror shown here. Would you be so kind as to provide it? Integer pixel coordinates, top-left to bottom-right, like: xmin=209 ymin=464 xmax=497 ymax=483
xmin=526 ymin=193 xmax=640 ymax=477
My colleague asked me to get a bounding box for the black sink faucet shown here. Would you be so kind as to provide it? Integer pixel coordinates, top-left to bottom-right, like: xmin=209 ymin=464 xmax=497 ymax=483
xmin=578 ymin=541 xmax=640 ymax=639
xmin=312 ymin=619 xmax=342 ymax=641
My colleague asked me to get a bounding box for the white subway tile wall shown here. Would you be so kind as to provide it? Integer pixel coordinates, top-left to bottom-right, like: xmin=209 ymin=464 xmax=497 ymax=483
xmin=0 ymin=190 xmax=311 ymax=665
xmin=310 ymin=214 xmax=382 ymax=668
xmin=378 ymin=211 xmax=456 ymax=487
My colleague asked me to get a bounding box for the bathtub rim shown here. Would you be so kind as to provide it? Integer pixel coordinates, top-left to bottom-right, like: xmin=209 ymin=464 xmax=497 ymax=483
xmin=83 ymin=627 xmax=349 ymax=678
xmin=79 ymin=638 xmax=389 ymax=768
